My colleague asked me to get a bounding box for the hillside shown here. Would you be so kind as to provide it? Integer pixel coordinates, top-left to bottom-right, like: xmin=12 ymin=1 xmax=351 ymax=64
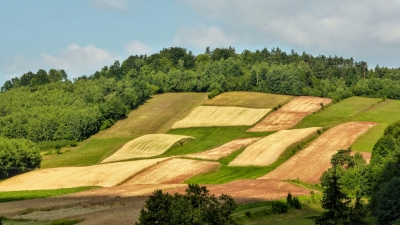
xmin=0 ymin=91 xmax=398 ymax=224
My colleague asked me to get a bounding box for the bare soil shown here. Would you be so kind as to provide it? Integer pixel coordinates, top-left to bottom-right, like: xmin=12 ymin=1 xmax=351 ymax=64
xmin=185 ymin=137 xmax=262 ymax=160
xmin=165 ymin=179 xmax=311 ymax=204
xmin=229 ymin=127 xmax=321 ymax=166
xmin=122 ymin=158 xmax=220 ymax=185
xmin=248 ymin=96 xmax=332 ymax=132
xmin=259 ymin=122 xmax=376 ymax=183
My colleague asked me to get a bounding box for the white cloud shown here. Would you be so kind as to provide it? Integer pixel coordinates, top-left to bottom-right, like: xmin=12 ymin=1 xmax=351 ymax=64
xmin=174 ymin=25 xmax=235 ymax=49
xmin=125 ymin=40 xmax=153 ymax=55
xmin=181 ymin=0 xmax=400 ymax=67
xmin=88 ymin=0 xmax=129 ymax=12
xmin=4 ymin=44 xmax=116 ymax=80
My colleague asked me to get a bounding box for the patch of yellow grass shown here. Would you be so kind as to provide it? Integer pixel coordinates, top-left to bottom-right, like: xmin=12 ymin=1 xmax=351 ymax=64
xmin=0 ymin=158 xmax=169 ymax=191
xmin=101 ymin=134 xmax=194 ymax=163
xmin=123 ymin=158 xmax=220 ymax=185
xmin=204 ymin=91 xmax=293 ymax=108
xmin=172 ymin=106 xmax=271 ymax=129
xmin=229 ymin=127 xmax=321 ymax=166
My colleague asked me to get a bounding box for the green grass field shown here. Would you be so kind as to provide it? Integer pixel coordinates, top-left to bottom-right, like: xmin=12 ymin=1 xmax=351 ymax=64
xmin=0 ymin=187 xmax=97 ymax=202
xmin=41 ymin=137 xmax=133 ymax=168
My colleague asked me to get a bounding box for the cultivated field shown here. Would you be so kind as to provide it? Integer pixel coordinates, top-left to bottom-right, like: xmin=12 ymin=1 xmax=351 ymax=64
xmin=172 ymin=106 xmax=270 ymax=128
xmin=248 ymin=96 xmax=332 ymax=132
xmin=101 ymin=134 xmax=194 ymax=163
xmin=185 ymin=137 xmax=262 ymax=160
xmin=229 ymin=127 xmax=321 ymax=166
xmin=204 ymin=91 xmax=293 ymax=108
xmin=0 ymin=158 xmax=169 ymax=191
xmin=165 ymin=179 xmax=311 ymax=204
xmin=123 ymin=158 xmax=220 ymax=184
xmin=259 ymin=122 xmax=376 ymax=183
xmin=95 ymin=93 xmax=208 ymax=137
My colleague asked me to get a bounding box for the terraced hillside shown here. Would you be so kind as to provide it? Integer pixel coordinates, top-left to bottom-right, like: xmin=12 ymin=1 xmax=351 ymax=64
xmin=1 ymin=92 xmax=398 ymax=224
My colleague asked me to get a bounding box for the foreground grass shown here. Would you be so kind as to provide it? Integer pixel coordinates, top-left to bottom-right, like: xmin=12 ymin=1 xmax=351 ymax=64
xmin=233 ymin=195 xmax=323 ymax=225
xmin=0 ymin=187 xmax=97 ymax=202
xmin=41 ymin=137 xmax=132 ymax=168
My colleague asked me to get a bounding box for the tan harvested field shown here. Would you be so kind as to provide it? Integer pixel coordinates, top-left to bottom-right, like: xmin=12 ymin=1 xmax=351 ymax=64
xmin=204 ymin=91 xmax=293 ymax=108
xmin=123 ymin=158 xmax=220 ymax=185
xmin=101 ymin=134 xmax=194 ymax=163
xmin=172 ymin=106 xmax=271 ymax=128
xmin=185 ymin=137 xmax=262 ymax=160
xmin=248 ymin=96 xmax=332 ymax=132
xmin=165 ymin=179 xmax=311 ymax=204
xmin=259 ymin=122 xmax=376 ymax=183
xmin=95 ymin=93 xmax=207 ymax=138
xmin=229 ymin=127 xmax=321 ymax=166
xmin=0 ymin=158 xmax=169 ymax=191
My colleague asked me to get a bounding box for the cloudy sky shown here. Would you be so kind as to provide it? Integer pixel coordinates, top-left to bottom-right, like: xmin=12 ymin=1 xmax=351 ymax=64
xmin=1 ymin=0 xmax=400 ymax=85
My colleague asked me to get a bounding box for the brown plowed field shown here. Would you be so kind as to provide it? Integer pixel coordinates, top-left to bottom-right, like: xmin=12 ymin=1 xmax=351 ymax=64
xmin=248 ymin=96 xmax=332 ymax=132
xmin=185 ymin=137 xmax=262 ymax=160
xmin=258 ymin=122 xmax=376 ymax=183
xmin=165 ymin=179 xmax=311 ymax=204
xmin=123 ymin=158 xmax=220 ymax=185
xmin=0 ymin=158 xmax=169 ymax=191
xmin=229 ymin=127 xmax=321 ymax=166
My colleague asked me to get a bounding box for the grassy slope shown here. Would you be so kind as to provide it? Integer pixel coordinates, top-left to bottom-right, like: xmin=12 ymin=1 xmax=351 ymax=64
xmin=41 ymin=93 xmax=207 ymax=168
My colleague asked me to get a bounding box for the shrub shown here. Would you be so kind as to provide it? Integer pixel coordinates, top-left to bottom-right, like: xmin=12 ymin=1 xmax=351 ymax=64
xmin=286 ymin=193 xmax=302 ymax=209
xmin=272 ymin=201 xmax=288 ymax=214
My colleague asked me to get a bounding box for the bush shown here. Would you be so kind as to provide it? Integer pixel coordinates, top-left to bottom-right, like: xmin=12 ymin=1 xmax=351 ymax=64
xmin=272 ymin=201 xmax=288 ymax=214
xmin=286 ymin=193 xmax=302 ymax=209
xmin=136 ymin=184 xmax=238 ymax=225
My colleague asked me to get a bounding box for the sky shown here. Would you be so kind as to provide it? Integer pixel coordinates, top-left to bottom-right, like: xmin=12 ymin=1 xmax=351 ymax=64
xmin=1 ymin=0 xmax=400 ymax=85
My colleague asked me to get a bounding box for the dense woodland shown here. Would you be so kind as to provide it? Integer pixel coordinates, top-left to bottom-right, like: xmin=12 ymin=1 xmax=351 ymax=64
xmin=1 ymin=47 xmax=400 ymax=223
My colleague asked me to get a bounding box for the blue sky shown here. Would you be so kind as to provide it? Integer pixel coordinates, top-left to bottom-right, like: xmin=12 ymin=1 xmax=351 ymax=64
xmin=1 ymin=0 xmax=400 ymax=85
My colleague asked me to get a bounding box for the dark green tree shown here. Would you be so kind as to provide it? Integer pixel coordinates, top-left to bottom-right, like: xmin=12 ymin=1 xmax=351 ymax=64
xmin=136 ymin=184 xmax=238 ymax=225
